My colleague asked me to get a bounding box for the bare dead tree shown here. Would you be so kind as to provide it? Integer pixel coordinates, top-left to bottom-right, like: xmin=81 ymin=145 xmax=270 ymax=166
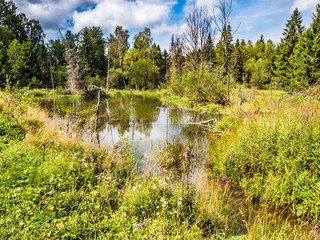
xmin=214 ymin=0 xmax=239 ymax=102
xmin=65 ymin=47 xmax=88 ymax=95
xmin=182 ymin=6 xmax=214 ymax=71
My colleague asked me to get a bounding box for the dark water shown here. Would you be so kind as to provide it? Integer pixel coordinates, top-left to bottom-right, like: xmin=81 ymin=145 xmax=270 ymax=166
xmin=38 ymin=95 xmax=216 ymax=159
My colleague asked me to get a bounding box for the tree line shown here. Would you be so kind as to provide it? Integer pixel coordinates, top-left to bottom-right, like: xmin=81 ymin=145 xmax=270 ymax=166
xmin=1 ymin=0 xmax=320 ymax=102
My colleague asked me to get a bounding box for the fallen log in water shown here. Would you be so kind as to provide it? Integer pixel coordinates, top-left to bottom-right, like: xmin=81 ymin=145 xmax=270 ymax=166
xmin=187 ymin=118 xmax=216 ymax=125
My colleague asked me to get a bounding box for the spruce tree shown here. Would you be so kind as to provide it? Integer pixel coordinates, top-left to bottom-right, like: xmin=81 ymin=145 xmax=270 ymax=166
xmin=16 ymin=39 xmax=40 ymax=87
xmin=290 ymin=4 xmax=320 ymax=91
xmin=232 ymin=39 xmax=244 ymax=83
xmin=275 ymin=8 xmax=305 ymax=89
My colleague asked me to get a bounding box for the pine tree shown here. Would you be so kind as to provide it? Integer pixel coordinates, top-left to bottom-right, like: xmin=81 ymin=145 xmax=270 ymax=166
xmin=79 ymin=27 xmax=106 ymax=78
xmin=232 ymin=39 xmax=244 ymax=83
xmin=204 ymin=32 xmax=215 ymax=65
xmin=275 ymin=8 xmax=305 ymax=89
xmin=290 ymin=4 xmax=320 ymax=91
xmin=16 ymin=39 xmax=40 ymax=87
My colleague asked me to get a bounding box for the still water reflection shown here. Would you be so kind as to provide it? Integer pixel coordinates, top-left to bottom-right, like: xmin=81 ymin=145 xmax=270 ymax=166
xmin=39 ymin=95 xmax=215 ymax=159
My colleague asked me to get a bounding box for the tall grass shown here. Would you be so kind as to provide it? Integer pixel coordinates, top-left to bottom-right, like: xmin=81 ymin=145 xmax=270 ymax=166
xmin=210 ymin=97 xmax=320 ymax=223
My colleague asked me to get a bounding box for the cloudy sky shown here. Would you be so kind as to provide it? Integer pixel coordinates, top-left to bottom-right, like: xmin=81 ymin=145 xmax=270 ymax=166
xmin=12 ymin=0 xmax=319 ymax=50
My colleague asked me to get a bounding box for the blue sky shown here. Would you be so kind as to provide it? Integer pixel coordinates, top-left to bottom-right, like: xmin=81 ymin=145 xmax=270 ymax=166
xmin=12 ymin=0 xmax=319 ymax=50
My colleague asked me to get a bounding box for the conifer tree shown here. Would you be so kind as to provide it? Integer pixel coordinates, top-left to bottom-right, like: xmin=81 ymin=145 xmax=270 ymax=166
xmin=232 ymin=39 xmax=244 ymax=83
xmin=275 ymin=8 xmax=305 ymax=89
xmin=290 ymin=4 xmax=320 ymax=91
xmin=79 ymin=27 xmax=106 ymax=78
xmin=16 ymin=39 xmax=40 ymax=86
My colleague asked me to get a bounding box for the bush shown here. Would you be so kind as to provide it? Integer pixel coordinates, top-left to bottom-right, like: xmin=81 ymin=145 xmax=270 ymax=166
xmin=170 ymin=66 xmax=228 ymax=104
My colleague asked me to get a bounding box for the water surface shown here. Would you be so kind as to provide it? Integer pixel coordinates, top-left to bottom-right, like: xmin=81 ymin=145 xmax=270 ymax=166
xmin=38 ymin=95 xmax=215 ymax=159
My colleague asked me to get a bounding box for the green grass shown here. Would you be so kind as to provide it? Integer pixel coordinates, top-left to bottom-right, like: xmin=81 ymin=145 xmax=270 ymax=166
xmin=210 ymin=104 xmax=320 ymax=221
xmin=1 ymin=88 xmax=319 ymax=239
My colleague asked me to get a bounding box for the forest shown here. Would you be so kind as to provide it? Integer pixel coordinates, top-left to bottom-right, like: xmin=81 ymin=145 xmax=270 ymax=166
xmin=0 ymin=0 xmax=320 ymax=239
xmin=0 ymin=0 xmax=319 ymax=99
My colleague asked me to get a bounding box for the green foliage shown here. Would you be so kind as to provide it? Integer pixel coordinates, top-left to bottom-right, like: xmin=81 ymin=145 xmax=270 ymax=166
xmin=109 ymin=67 xmax=126 ymax=89
xmin=0 ymin=118 xmax=25 ymax=141
xmin=107 ymin=25 xmax=129 ymax=69
xmin=215 ymin=115 xmax=242 ymax=132
xmin=79 ymin=26 xmax=106 ymax=78
xmin=0 ymin=0 xmax=44 ymax=45
xmin=0 ymin=42 xmax=8 ymax=86
xmin=16 ymin=39 xmax=40 ymax=87
xmin=177 ymin=67 xmax=228 ymax=104
xmin=126 ymin=57 xmax=160 ymax=90
xmin=212 ymin=114 xmax=320 ymax=220
xmin=275 ymin=8 xmax=305 ymax=90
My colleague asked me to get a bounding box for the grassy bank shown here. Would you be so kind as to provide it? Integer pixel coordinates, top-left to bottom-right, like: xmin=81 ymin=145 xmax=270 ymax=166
xmin=1 ymin=87 xmax=319 ymax=239
xmin=210 ymin=93 xmax=320 ymax=223
xmin=0 ymin=89 xmax=240 ymax=239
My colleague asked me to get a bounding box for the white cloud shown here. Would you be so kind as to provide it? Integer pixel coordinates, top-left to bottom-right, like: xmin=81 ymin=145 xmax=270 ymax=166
xmin=152 ymin=22 xmax=181 ymax=36
xmin=292 ymin=0 xmax=318 ymax=12
xmin=13 ymin=0 xmax=98 ymax=30
xmin=72 ymin=0 xmax=177 ymax=33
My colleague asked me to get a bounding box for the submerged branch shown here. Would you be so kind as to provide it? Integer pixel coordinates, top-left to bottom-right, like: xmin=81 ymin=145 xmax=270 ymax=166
xmin=187 ymin=118 xmax=216 ymax=125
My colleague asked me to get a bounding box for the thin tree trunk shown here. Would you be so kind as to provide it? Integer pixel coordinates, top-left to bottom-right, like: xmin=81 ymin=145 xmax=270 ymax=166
xmin=50 ymin=63 xmax=55 ymax=94
xmin=106 ymin=55 xmax=110 ymax=97
xmin=269 ymin=77 xmax=273 ymax=100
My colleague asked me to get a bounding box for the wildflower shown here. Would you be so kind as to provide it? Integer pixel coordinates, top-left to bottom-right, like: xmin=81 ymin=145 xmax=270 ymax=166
xmin=220 ymin=172 xmax=226 ymax=184
xmin=140 ymin=205 xmax=144 ymax=208
xmin=156 ymin=206 xmax=160 ymax=209
xmin=177 ymin=176 xmax=180 ymax=178
xmin=178 ymin=197 xmax=183 ymax=201
xmin=56 ymin=222 xmax=64 ymax=230
xmin=174 ymin=210 xmax=177 ymax=214
xmin=133 ymin=186 xmax=137 ymax=191
xmin=178 ymin=201 xmax=182 ymax=205
xmin=153 ymin=185 xmax=157 ymax=189
xmin=141 ymin=169 xmax=145 ymax=173
xmin=225 ymin=223 xmax=229 ymax=229
xmin=135 ymin=223 xmax=144 ymax=229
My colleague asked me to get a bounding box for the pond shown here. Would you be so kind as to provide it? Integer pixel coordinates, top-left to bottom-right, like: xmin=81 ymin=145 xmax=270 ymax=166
xmin=38 ymin=95 xmax=216 ymax=160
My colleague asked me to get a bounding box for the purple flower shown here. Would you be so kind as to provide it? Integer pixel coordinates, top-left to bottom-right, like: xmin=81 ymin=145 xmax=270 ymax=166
xmin=135 ymin=223 xmax=144 ymax=229
xmin=220 ymin=172 xmax=226 ymax=184
xmin=221 ymin=172 xmax=226 ymax=182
